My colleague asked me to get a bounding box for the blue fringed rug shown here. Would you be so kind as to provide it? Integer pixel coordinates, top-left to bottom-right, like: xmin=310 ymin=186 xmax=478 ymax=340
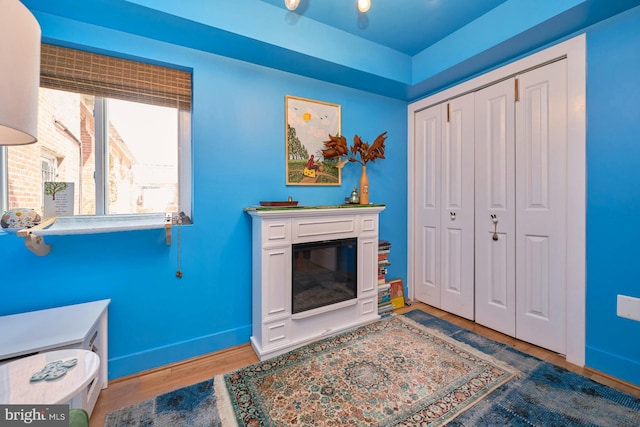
xmin=104 ymin=310 xmax=640 ymax=426
xmin=104 ymin=378 xmax=221 ymax=426
xmin=404 ymin=310 xmax=640 ymax=427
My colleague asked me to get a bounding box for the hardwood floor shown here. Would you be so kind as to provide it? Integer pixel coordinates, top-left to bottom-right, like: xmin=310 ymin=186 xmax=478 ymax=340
xmin=90 ymin=302 xmax=640 ymax=426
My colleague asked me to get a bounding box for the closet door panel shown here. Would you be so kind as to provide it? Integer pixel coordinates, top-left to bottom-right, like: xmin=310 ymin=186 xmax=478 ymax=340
xmin=441 ymin=95 xmax=475 ymax=320
xmin=420 ymin=226 xmax=438 ymax=296
xmin=475 ymin=79 xmax=516 ymax=336
xmin=413 ymin=105 xmax=441 ymax=306
xmin=489 ymin=233 xmax=510 ymax=307
xmin=524 ymin=236 xmax=550 ymax=316
xmin=443 ymin=228 xmax=462 ymax=294
xmin=515 ymin=60 xmax=567 ymax=354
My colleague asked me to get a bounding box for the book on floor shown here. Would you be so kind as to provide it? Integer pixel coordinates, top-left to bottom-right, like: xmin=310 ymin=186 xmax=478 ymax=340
xmin=389 ymin=278 xmax=405 ymax=309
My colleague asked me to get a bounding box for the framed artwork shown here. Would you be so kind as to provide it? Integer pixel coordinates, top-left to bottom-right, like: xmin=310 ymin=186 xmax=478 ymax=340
xmin=285 ymin=95 xmax=341 ymax=185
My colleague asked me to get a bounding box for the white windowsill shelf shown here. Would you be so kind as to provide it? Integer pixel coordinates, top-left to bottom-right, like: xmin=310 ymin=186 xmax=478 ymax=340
xmin=13 ymin=213 xmax=173 ymax=256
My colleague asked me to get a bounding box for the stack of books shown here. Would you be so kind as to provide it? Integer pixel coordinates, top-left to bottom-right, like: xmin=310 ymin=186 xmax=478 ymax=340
xmin=378 ymin=240 xmax=393 ymax=316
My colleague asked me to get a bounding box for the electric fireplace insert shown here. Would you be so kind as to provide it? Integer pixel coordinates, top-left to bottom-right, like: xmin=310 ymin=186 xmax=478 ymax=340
xmin=291 ymin=238 xmax=357 ymax=314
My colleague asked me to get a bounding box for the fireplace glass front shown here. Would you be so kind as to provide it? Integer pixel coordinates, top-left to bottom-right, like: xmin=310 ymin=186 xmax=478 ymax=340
xmin=292 ymin=238 xmax=357 ymax=314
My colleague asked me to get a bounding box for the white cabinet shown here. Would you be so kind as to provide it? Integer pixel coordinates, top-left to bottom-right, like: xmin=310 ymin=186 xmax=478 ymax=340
xmin=0 ymin=299 xmax=109 ymax=415
xmin=247 ymin=206 xmax=384 ymax=360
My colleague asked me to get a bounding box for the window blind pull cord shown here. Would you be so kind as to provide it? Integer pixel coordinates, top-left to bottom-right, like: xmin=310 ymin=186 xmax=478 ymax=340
xmin=176 ymin=214 xmax=183 ymax=278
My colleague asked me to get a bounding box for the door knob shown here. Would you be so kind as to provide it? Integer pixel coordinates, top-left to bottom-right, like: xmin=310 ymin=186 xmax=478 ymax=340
xmin=491 ymin=214 xmax=498 ymax=241
xmin=450 ymin=212 xmax=456 ymax=220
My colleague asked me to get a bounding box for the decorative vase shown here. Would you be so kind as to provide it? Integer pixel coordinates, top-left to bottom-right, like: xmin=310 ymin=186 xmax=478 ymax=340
xmin=359 ymin=165 xmax=369 ymax=205
xmin=349 ymin=187 xmax=360 ymax=204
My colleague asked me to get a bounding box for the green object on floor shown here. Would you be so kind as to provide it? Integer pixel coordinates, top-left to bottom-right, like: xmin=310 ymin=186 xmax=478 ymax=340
xmin=69 ymin=408 xmax=89 ymax=427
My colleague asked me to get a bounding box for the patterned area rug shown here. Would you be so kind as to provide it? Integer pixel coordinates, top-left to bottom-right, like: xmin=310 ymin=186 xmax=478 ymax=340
xmin=104 ymin=379 xmax=221 ymax=426
xmin=218 ymin=315 xmax=517 ymax=426
xmin=104 ymin=310 xmax=640 ymax=426
xmin=405 ymin=310 xmax=640 ymax=427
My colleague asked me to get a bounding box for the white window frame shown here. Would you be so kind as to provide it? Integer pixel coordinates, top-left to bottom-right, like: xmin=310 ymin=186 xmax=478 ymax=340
xmin=41 ymin=155 xmax=57 ymax=183
xmin=0 ymin=147 xmax=7 ymax=214
xmin=40 ymin=152 xmax=58 ymax=214
xmin=0 ymin=100 xmax=192 ymax=233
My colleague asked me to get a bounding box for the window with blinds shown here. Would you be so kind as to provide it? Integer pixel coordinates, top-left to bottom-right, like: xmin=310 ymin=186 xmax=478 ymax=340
xmin=2 ymin=44 xmax=192 ymax=219
xmin=40 ymin=44 xmax=192 ymax=110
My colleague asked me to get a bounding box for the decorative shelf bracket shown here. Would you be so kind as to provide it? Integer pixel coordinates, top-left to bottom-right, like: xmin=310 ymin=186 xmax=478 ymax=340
xmin=17 ymin=217 xmax=56 ymax=256
xmin=164 ymin=213 xmax=172 ymax=246
xmin=23 ymin=233 xmax=51 ymax=256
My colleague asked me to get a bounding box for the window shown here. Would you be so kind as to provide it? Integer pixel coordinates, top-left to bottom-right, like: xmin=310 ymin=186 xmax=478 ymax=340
xmin=41 ymin=156 xmax=57 ymax=184
xmin=40 ymin=153 xmax=58 ymax=213
xmin=1 ymin=44 xmax=192 ymax=222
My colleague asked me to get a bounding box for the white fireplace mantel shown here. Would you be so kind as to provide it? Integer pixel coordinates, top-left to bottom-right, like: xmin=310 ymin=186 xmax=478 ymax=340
xmin=246 ymin=205 xmax=385 ymax=360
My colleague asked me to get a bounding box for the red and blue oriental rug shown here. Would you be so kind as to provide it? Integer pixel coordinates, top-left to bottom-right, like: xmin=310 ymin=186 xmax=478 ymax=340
xmin=104 ymin=310 xmax=640 ymax=426
xmin=216 ymin=315 xmax=516 ymax=426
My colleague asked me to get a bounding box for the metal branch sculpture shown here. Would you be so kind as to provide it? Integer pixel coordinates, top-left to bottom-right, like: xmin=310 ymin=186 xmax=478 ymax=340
xmin=322 ymin=131 xmax=387 ymax=167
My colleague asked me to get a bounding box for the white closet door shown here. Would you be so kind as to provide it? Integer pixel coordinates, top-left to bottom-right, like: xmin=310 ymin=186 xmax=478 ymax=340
xmin=441 ymin=95 xmax=475 ymax=320
xmin=413 ymin=104 xmax=442 ymax=306
xmin=474 ymin=79 xmax=516 ymax=335
xmin=515 ymin=60 xmax=567 ymax=354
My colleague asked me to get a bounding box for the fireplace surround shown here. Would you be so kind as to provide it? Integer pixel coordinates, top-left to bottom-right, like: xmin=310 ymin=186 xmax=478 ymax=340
xmin=246 ymin=205 xmax=385 ymax=360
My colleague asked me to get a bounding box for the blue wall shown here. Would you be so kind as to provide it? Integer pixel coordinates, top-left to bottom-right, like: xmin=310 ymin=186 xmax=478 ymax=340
xmin=585 ymin=6 xmax=640 ymax=385
xmin=0 ymin=13 xmax=408 ymax=379
xmin=2 ymin=4 xmax=640 ymax=388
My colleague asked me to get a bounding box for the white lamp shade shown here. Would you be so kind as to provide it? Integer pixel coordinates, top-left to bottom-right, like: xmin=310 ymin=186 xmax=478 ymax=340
xmin=0 ymin=0 xmax=41 ymax=145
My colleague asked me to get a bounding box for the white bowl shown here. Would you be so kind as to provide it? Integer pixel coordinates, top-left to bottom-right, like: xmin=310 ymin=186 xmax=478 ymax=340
xmin=1 ymin=208 xmax=41 ymax=231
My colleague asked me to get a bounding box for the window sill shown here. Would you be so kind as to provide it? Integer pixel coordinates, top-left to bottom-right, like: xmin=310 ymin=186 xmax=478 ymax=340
xmin=14 ymin=213 xmax=173 ymax=256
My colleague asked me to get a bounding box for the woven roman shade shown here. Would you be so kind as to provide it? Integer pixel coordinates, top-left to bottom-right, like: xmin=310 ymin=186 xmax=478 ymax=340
xmin=40 ymin=44 xmax=192 ymax=110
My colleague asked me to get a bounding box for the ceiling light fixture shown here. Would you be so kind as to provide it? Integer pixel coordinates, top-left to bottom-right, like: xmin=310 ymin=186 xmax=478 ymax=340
xmin=283 ymin=0 xmax=372 ymax=13
xmin=284 ymin=0 xmax=300 ymax=11
xmin=357 ymin=0 xmax=371 ymax=13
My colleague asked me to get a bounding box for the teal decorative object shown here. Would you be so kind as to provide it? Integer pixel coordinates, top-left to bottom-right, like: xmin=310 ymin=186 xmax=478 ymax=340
xmin=30 ymin=358 xmax=78 ymax=382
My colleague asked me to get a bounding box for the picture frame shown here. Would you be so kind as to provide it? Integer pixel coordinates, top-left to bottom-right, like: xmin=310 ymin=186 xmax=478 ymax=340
xmin=285 ymin=95 xmax=342 ymax=185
